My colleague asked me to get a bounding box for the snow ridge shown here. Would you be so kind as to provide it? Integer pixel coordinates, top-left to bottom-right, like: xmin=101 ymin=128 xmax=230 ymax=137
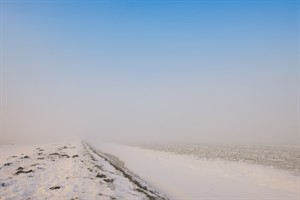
xmin=84 ymin=142 xmax=168 ymax=200
xmin=0 ymin=141 xmax=168 ymax=200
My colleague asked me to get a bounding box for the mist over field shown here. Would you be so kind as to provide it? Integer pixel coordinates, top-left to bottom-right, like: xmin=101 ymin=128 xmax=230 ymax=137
xmin=1 ymin=1 xmax=298 ymax=146
xmin=1 ymin=1 xmax=299 ymax=200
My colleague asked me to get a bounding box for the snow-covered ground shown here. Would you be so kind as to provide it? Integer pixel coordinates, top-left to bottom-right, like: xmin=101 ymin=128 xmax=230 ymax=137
xmin=0 ymin=141 xmax=167 ymax=200
xmin=92 ymin=142 xmax=299 ymax=200
xmin=140 ymin=143 xmax=300 ymax=175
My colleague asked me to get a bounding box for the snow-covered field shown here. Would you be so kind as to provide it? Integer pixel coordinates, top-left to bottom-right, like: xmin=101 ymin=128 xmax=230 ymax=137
xmin=1 ymin=141 xmax=298 ymax=200
xmin=0 ymin=141 xmax=167 ymax=200
xmin=92 ymin=142 xmax=299 ymax=200
xmin=140 ymin=144 xmax=300 ymax=175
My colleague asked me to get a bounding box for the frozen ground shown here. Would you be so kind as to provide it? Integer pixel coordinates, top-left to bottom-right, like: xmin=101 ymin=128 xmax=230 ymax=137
xmin=140 ymin=144 xmax=300 ymax=175
xmin=93 ymin=142 xmax=299 ymax=200
xmin=0 ymin=141 xmax=167 ymax=200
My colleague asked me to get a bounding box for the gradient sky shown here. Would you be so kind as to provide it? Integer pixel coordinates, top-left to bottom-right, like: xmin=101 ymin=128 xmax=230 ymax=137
xmin=1 ymin=0 xmax=299 ymax=144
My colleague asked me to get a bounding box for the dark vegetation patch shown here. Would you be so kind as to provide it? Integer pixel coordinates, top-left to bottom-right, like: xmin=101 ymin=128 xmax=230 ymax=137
xmin=96 ymin=173 xmax=107 ymax=179
xmin=61 ymin=154 xmax=70 ymax=158
xmin=49 ymin=152 xmax=70 ymax=158
xmin=37 ymin=157 xmax=44 ymax=160
xmin=20 ymin=156 xmax=30 ymax=159
xmin=16 ymin=167 xmax=24 ymax=170
xmin=31 ymin=163 xmax=39 ymax=167
xmin=49 ymin=153 xmax=60 ymax=156
xmin=4 ymin=163 xmax=12 ymax=166
xmin=50 ymin=186 xmax=61 ymax=190
xmin=103 ymin=178 xmax=114 ymax=183
xmin=72 ymin=155 xmax=79 ymax=158
xmin=15 ymin=169 xmax=34 ymax=175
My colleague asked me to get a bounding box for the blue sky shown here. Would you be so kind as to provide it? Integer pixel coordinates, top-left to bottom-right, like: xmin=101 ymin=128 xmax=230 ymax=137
xmin=2 ymin=0 xmax=299 ymax=144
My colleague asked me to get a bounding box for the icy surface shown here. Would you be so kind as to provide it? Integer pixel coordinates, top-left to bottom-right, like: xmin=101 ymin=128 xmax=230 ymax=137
xmin=93 ymin=142 xmax=299 ymax=200
xmin=140 ymin=144 xmax=300 ymax=175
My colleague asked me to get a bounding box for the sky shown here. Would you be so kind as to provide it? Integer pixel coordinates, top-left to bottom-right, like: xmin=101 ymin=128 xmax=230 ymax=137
xmin=1 ymin=0 xmax=299 ymax=145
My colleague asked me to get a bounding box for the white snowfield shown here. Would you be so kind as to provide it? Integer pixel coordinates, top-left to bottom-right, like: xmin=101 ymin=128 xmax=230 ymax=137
xmin=0 ymin=141 xmax=167 ymax=200
xmin=92 ymin=143 xmax=299 ymax=200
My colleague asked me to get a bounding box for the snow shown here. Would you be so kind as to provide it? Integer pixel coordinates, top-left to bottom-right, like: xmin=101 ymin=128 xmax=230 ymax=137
xmin=1 ymin=141 xmax=298 ymax=200
xmin=0 ymin=141 xmax=167 ymax=200
xmin=92 ymin=142 xmax=299 ymax=200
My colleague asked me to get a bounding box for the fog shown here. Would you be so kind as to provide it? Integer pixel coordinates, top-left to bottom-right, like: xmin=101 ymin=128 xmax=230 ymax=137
xmin=3 ymin=71 xmax=297 ymax=145
xmin=1 ymin=1 xmax=298 ymax=145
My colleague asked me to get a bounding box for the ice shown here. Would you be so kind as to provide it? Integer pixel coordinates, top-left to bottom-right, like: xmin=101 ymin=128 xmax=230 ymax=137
xmin=93 ymin=142 xmax=299 ymax=200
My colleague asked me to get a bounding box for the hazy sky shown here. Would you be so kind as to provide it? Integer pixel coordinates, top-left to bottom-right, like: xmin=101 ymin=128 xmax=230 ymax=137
xmin=1 ymin=0 xmax=299 ymax=145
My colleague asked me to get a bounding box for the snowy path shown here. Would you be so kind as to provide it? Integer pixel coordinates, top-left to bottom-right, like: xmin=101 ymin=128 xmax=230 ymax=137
xmin=0 ymin=141 xmax=167 ymax=200
xmin=93 ymin=143 xmax=299 ymax=200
